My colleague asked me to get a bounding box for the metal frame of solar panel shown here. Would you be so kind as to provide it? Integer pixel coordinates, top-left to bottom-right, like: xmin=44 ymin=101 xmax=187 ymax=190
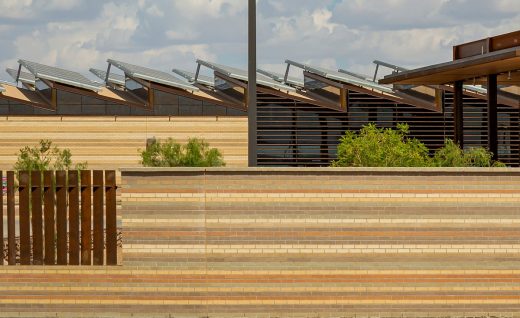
xmin=285 ymin=60 xmax=394 ymax=94
xmin=6 ymin=68 xmax=36 ymax=88
xmin=256 ymin=68 xmax=304 ymax=88
xmin=172 ymin=68 xmax=215 ymax=87
xmin=89 ymin=68 xmax=126 ymax=87
xmin=18 ymin=59 xmax=102 ymax=92
xmin=196 ymin=59 xmax=296 ymax=92
xmin=107 ymin=59 xmax=199 ymax=92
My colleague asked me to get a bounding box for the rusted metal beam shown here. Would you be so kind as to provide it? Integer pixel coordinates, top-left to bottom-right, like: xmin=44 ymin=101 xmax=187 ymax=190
xmin=105 ymin=171 xmax=117 ymax=266
xmin=81 ymin=170 xmax=92 ymax=265
xmin=7 ymin=172 xmax=16 ymax=265
xmin=43 ymin=171 xmax=55 ymax=265
xmin=454 ymin=81 xmax=465 ymax=148
xmin=488 ymin=74 xmax=498 ymax=160
xmin=56 ymin=171 xmax=68 ymax=265
xmin=19 ymin=171 xmax=31 ymax=265
xmin=31 ymin=171 xmax=43 ymax=265
xmin=68 ymin=171 xmax=80 ymax=265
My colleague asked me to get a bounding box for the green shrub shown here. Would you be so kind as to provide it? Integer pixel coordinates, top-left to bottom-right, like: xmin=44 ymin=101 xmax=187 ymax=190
xmin=140 ymin=138 xmax=226 ymax=167
xmin=14 ymin=139 xmax=88 ymax=173
xmin=332 ymin=123 xmax=431 ymax=167
xmin=432 ymin=139 xmax=506 ymax=168
xmin=332 ymin=124 xmax=504 ymax=168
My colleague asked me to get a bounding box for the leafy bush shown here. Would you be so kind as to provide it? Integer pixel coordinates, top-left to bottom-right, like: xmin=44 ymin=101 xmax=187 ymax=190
xmin=14 ymin=139 xmax=88 ymax=173
xmin=332 ymin=123 xmax=431 ymax=167
xmin=140 ymin=138 xmax=226 ymax=167
xmin=332 ymin=124 xmax=504 ymax=168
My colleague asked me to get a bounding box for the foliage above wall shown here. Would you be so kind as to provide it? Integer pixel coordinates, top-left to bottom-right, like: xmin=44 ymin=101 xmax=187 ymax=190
xmin=14 ymin=139 xmax=88 ymax=173
xmin=332 ymin=123 xmax=505 ymax=168
xmin=140 ymin=138 xmax=226 ymax=167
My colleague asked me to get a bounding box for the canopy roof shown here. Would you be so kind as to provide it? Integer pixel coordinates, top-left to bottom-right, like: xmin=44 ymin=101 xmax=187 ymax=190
xmin=380 ymin=47 xmax=520 ymax=85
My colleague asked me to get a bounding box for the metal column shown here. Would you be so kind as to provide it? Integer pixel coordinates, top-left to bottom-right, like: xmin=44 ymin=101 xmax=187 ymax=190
xmin=453 ymin=81 xmax=464 ymax=148
xmin=247 ymin=0 xmax=257 ymax=167
xmin=487 ymin=74 xmax=498 ymax=160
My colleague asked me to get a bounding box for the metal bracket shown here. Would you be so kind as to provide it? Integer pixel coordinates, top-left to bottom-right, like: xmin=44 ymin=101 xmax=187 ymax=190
xmin=105 ymin=63 xmax=112 ymax=85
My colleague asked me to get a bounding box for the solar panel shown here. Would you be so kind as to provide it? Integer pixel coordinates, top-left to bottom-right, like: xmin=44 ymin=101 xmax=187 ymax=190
xmin=285 ymin=60 xmax=394 ymax=94
xmin=19 ymin=59 xmax=102 ymax=92
xmin=6 ymin=68 xmax=36 ymax=85
xmin=256 ymin=69 xmax=304 ymax=87
xmin=107 ymin=59 xmax=199 ymax=91
xmin=0 ymin=85 xmax=4 ymax=93
xmin=197 ymin=60 xmax=296 ymax=92
xmin=89 ymin=68 xmax=126 ymax=86
xmin=171 ymin=68 xmax=215 ymax=87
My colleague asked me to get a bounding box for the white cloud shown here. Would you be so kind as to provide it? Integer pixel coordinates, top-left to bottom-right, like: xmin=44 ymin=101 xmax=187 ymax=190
xmin=1 ymin=0 xmax=520 ymax=83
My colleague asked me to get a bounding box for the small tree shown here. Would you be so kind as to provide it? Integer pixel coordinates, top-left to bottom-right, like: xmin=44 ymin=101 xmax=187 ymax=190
xmin=14 ymin=139 xmax=88 ymax=173
xmin=140 ymin=138 xmax=226 ymax=167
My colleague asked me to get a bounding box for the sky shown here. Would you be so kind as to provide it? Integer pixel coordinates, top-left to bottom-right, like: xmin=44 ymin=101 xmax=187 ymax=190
xmin=0 ymin=0 xmax=520 ymax=82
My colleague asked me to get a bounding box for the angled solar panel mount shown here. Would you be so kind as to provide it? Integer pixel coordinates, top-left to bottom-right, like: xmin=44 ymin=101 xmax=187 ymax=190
xmin=196 ymin=59 xmax=296 ymax=92
xmin=18 ymin=59 xmax=102 ymax=92
xmin=172 ymin=68 xmax=215 ymax=87
xmin=7 ymin=67 xmax=36 ymax=89
xmin=89 ymin=68 xmax=126 ymax=87
xmin=107 ymin=59 xmax=199 ymax=92
xmin=256 ymin=68 xmax=304 ymax=88
xmin=285 ymin=60 xmax=394 ymax=94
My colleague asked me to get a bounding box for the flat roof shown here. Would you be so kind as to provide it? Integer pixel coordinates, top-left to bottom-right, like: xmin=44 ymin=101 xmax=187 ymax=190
xmin=107 ymin=59 xmax=199 ymax=92
xmin=379 ymin=47 xmax=520 ymax=85
xmin=19 ymin=59 xmax=102 ymax=92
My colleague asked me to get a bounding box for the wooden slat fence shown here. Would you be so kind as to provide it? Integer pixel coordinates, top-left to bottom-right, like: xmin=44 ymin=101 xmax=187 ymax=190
xmin=0 ymin=170 xmax=117 ymax=266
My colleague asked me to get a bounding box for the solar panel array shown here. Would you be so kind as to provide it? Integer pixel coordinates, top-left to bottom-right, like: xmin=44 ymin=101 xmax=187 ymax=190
xmin=171 ymin=68 xmax=215 ymax=87
xmin=19 ymin=60 xmax=102 ymax=92
xmin=89 ymin=68 xmax=126 ymax=86
xmin=256 ymin=69 xmax=304 ymax=88
xmin=6 ymin=68 xmax=36 ymax=85
xmin=107 ymin=59 xmax=199 ymax=91
xmin=285 ymin=60 xmax=394 ymax=93
xmin=197 ymin=60 xmax=296 ymax=92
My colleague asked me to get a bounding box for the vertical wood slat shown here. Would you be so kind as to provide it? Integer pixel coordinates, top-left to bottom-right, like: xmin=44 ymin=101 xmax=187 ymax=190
xmin=19 ymin=171 xmax=31 ymax=265
xmin=81 ymin=170 xmax=92 ymax=265
xmin=31 ymin=171 xmax=43 ymax=265
xmin=7 ymin=172 xmax=16 ymax=265
xmin=43 ymin=171 xmax=55 ymax=265
xmin=0 ymin=171 xmax=3 ymax=265
xmin=93 ymin=171 xmax=104 ymax=265
xmin=105 ymin=170 xmax=117 ymax=265
xmin=68 ymin=171 xmax=80 ymax=265
xmin=56 ymin=171 xmax=68 ymax=265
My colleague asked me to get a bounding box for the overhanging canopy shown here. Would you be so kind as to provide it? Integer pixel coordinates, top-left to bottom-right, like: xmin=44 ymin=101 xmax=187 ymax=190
xmin=379 ymin=48 xmax=520 ymax=85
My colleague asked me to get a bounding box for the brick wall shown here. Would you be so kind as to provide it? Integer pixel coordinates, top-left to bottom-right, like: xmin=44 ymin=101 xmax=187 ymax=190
xmin=0 ymin=116 xmax=248 ymax=170
xmin=1 ymin=168 xmax=520 ymax=317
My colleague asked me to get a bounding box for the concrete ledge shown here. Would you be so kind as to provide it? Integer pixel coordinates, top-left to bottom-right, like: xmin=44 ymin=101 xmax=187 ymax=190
xmin=120 ymin=166 xmax=520 ymax=175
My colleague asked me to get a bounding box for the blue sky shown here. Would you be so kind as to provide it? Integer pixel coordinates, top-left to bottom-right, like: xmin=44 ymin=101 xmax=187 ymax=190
xmin=0 ymin=0 xmax=519 ymax=81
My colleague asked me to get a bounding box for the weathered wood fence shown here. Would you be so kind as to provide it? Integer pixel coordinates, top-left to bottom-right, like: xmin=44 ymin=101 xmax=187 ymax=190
xmin=0 ymin=170 xmax=117 ymax=266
